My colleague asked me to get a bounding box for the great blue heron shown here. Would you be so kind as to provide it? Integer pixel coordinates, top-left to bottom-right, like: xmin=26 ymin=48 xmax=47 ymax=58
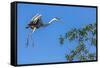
xmin=26 ymin=14 xmax=60 ymax=32
xmin=26 ymin=14 xmax=61 ymax=47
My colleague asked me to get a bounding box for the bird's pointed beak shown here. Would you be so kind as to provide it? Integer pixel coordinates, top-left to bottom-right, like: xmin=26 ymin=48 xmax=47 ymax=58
xmin=55 ymin=17 xmax=60 ymax=20
xmin=55 ymin=17 xmax=64 ymax=24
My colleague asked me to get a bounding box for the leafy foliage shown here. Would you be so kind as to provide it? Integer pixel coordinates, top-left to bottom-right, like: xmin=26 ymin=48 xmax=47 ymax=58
xmin=59 ymin=35 xmax=65 ymax=45
xmin=59 ymin=23 xmax=96 ymax=61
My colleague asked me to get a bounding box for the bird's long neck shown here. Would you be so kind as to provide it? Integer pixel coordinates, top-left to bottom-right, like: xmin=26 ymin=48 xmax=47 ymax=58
xmin=48 ymin=18 xmax=57 ymax=24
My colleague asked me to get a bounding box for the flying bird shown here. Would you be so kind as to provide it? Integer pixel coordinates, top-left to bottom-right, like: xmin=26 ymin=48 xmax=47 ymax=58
xmin=26 ymin=14 xmax=60 ymax=32
xmin=26 ymin=14 xmax=61 ymax=47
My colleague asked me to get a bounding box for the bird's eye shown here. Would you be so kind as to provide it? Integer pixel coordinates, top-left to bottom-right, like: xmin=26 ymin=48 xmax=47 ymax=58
xmin=56 ymin=17 xmax=60 ymax=20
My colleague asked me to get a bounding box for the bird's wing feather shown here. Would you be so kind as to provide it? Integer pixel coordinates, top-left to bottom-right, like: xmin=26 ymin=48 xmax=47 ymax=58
xmin=32 ymin=14 xmax=42 ymax=24
xmin=31 ymin=14 xmax=39 ymax=21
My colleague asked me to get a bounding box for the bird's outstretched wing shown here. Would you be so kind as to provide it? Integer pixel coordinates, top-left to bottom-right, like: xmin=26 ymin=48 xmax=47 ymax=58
xmin=31 ymin=14 xmax=39 ymax=21
xmin=31 ymin=14 xmax=42 ymax=24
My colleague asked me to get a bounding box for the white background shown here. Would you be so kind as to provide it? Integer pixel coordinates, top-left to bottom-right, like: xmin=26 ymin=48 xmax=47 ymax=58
xmin=0 ymin=0 xmax=99 ymax=68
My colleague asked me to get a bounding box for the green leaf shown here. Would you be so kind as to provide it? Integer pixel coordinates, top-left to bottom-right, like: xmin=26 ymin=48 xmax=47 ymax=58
xmin=78 ymin=54 xmax=87 ymax=61
xmin=59 ymin=22 xmax=96 ymax=61
xmin=66 ymin=28 xmax=78 ymax=41
xmin=59 ymin=35 xmax=65 ymax=45
xmin=65 ymin=54 xmax=73 ymax=61
xmin=91 ymin=38 xmax=96 ymax=46
xmin=88 ymin=53 xmax=96 ymax=60
xmin=92 ymin=29 xmax=96 ymax=36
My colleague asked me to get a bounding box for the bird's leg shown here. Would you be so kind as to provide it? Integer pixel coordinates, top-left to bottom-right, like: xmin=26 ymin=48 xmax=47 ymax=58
xmin=26 ymin=32 xmax=32 ymax=47
xmin=26 ymin=31 xmax=34 ymax=47
xmin=30 ymin=27 xmax=36 ymax=47
xmin=26 ymin=35 xmax=29 ymax=47
xmin=30 ymin=31 xmax=34 ymax=47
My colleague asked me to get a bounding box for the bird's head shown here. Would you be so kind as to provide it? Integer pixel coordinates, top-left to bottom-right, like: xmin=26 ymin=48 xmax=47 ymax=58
xmin=53 ymin=17 xmax=60 ymax=21
xmin=53 ymin=17 xmax=63 ymax=24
